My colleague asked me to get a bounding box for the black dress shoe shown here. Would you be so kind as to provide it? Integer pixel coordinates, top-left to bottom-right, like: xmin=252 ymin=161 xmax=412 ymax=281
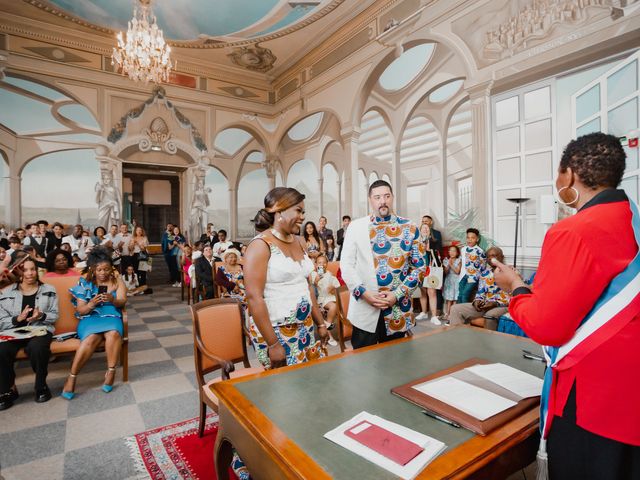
xmin=35 ymin=386 xmax=52 ymax=403
xmin=0 ymin=389 xmax=19 ymax=410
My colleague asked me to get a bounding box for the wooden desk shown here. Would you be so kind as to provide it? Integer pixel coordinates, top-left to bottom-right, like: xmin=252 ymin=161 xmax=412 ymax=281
xmin=212 ymin=326 xmax=543 ymax=479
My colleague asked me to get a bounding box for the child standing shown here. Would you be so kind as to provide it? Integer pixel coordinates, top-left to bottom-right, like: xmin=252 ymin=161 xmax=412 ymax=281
xmin=457 ymin=228 xmax=485 ymax=303
xmin=442 ymin=245 xmax=461 ymax=320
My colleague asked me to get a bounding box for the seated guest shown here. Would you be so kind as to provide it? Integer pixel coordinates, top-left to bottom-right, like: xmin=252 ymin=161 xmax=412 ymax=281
xmin=216 ymin=248 xmax=245 ymax=302
xmin=325 ymin=235 xmax=336 ymax=261
xmin=194 ymin=244 xmax=215 ymax=299
xmin=0 ymin=258 xmax=58 ymax=410
xmin=180 ymin=244 xmax=194 ymax=289
xmin=62 ymin=247 xmax=127 ymax=399
xmin=15 ymin=227 xmax=27 ymax=243
xmin=62 ymin=224 xmax=94 ymax=261
xmin=6 ymin=235 xmax=22 ymax=260
xmin=310 ymin=254 xmax=340 ymax=346
xmin=449 ymin=246 xmax=510 ymax=329
xmin=46 ymin=222 xmax=65 ymax=254
xmin=122 ymin=265 xmax=148 ymax=296
xmin=303 ymin=221 xmax=325 ymax=260
xmin=44 ymin=248 xmax=79 ymax=277
xmin=92 ymin=226 xmax=107 ymax=247
xmin=200 ymin=223 xmax=219 ymax=246
xmin=212 ymin=229 xmax=233 ymax=260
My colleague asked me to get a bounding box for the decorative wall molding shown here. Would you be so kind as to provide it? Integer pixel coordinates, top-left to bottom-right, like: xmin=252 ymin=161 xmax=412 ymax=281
xmin=139 ymin=117 xmax=177 ymax=154
xmin=107 ymin=86 xmax=207 ymax=152
xmin=228 ymin=44 xmax=277 ymax=73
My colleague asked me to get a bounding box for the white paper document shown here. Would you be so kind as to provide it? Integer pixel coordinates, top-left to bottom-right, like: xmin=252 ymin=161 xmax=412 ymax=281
xmin=465 ymin=363 xmax=543 ymax=399
xmin=413 ymin=377 xmax=517 ymax=421
xmin=324 ymin=411 xmax=446 ymax=480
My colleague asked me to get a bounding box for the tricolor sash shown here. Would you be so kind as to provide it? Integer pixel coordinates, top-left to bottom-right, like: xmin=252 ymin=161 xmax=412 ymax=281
xmin=540 ymin=199 xmax=640 ymax=440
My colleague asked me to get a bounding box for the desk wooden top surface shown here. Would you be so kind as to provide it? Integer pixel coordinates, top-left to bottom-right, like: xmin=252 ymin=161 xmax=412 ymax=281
xmin=213 ymin=326 xmax=544 ymax=479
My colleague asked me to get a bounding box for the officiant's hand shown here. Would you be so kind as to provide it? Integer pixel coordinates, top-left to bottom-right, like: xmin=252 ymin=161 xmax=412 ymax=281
xmin=362 ymin=290 xmax=388 ymax=309
xmin=378 ymin=291 xmax=397 ymax=307
xmin=491 ymin=258 xmax=526 ymax=293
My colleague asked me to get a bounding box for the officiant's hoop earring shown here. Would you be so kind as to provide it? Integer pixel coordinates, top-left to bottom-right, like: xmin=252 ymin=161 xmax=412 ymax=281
xmin=557 ymin=186 xmax=580 ymax=206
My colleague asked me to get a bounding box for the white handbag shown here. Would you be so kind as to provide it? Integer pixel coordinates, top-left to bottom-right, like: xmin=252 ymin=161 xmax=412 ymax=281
xmin=423 ymin=253 xmax=443 ymax=289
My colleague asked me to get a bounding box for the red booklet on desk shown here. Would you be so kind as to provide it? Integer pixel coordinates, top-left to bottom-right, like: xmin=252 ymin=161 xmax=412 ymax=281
xmin=344 ymin=420 xmax=424 ymax=466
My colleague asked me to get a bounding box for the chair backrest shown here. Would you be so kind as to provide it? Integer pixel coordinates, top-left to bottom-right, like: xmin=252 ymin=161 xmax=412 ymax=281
xmin=335 ymin=286 xmax=352 ymax=351
xmin=42 ymin=275 xmax=81 ymax=335
xmin=326 ymin=261 xmax=340 ymax=277
xmin=190 ymin=299 xmax=249 ymax=381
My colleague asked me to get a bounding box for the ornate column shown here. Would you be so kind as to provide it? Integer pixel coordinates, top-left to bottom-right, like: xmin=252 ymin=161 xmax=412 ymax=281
xmin=341 ymin=129 xmax=360 ymax=218
xmin=467 ymin=81 xmax=494 ymax=231
xmin=336 ymin=178 xmax=342 ymax=222
xmin=263 ymin=153 xmax=279 ymax=190
xmin=317 ymin=177 xmax=324 ymax=217
xmin=95 ymin=147 xmax=123 ymax=229
xmin=229 ymin=187 xmax=238 ymax=239
xmin=6 ymin=154 xmax=20 ymax=228
xmin=391 ymin=145 xmax=402 ymax=215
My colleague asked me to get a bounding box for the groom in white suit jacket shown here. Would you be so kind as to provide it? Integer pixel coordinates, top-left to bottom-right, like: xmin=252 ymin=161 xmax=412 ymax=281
xmin=340 ymin=180 xmax=426 ymax=349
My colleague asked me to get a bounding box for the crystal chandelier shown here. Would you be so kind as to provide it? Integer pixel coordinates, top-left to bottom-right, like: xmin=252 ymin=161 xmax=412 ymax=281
xmin=111 ymin=0 xmax=173 ymax=84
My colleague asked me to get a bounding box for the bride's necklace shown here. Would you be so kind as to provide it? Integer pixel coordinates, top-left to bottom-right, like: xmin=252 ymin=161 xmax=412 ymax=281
xmin=270 ymin=228 xmax=294 ymax=244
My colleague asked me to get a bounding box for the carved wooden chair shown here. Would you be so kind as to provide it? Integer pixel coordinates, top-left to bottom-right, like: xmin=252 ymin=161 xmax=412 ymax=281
xmin=335 ymin=285 xmax=353 ymax=352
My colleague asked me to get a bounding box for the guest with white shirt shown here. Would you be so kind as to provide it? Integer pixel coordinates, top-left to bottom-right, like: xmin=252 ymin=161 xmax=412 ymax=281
xmin=62 ymin=224 xmax=94 ymax=261
xmin=212 ymin=229 xmax=233 ymax=260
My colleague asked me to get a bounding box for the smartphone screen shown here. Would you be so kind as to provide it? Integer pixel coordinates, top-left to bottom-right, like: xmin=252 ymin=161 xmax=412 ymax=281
xmin=98 ymin=285 xmax=108 ymax=294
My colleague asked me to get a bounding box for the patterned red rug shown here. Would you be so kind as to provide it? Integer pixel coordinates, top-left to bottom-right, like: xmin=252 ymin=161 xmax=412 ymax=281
xmin=126 ymin=414 xmax=235 ymax=480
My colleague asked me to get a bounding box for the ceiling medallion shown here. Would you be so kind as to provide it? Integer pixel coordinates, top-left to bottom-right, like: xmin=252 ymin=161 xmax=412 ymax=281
xmin=111 ymin=0 xmax=173 ymax=84
xmin=227 ymin=44 xmax=277 ymax=73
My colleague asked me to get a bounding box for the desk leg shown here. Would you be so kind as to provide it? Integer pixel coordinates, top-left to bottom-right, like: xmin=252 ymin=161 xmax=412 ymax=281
xmin=214 ymin=427 xmax=233 ymax=480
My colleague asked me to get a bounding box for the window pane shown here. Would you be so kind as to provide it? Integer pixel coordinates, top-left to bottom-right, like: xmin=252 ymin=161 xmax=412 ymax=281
xmin=524 ymin=86 xmax=550 ymax=119
xmin=625 ymin=145 xmax=639 ymax=173
xmin=621 ymin=175 xmax=638 ymax=204
xmin=496 ymin=157 xmax=520 ymax=186
xmin=495 ymin=96 xmax=519 ymax=127
xmin=525 ymin=119 xmax=552 ymax=150
xmin=497 ymin=188 xmax=521 ymax=216
xmin=496 ymin=219 xmax=521 ymax=247
xmin=576 ymin=84 xmax=600 ymax=124
xmin=496 ymin=126 xmax=520 ymax=156
xmin=525 ymin=151 xmax=553 ymax=183
xmin=607 ymin=60 xmax=637 ymax=107
xmin=576 ymin=117 xmax=600 ymax=137
xmin=607 ymin=98 xmax=638 ymax=137
xmin=524 ymin=185 xmax=553 ymax=216
xmin=525 ymin=218 xmax=546 ymax=248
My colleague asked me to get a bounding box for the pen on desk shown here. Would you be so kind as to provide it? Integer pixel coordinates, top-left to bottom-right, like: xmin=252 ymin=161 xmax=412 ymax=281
xmin=421 ymin=410 xmax=461 ymax=428
xmin=522 ymin=349 xmax=545 ymax=362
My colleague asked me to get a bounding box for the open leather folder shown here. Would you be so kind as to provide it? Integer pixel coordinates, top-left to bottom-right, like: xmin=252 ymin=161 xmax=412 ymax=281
xmin=391 ymin=358 xmax=541 ymax=436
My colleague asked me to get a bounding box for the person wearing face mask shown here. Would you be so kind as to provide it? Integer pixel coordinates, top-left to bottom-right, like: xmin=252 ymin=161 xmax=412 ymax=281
xmin=0 ymin=258 xmax=58 ymax=410
xmin=61 ymin=247 xmax=127 ymax=399
xmin=341 ymin=180 xmax=426 ymax=349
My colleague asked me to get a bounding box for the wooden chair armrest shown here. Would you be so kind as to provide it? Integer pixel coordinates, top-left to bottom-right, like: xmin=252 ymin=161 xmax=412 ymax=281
xmin=194 ymin=335 xmax=235 ymax=380
xmin=121 ymin=308 xmax=129 ymax=339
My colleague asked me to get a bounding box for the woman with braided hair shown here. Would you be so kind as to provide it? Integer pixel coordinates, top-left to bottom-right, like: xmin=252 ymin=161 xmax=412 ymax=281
xmin=62 ymin=246 xmax=127 ymax=399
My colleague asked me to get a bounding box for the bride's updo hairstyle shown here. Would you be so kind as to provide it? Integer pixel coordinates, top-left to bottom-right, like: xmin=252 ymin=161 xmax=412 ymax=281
xmin=254 ymin=187 xmax=305 ymax=232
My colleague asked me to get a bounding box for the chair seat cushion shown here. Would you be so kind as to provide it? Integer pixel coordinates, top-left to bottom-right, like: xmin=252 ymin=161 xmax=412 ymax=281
xmin=203 ymin=367 xmax=264 ymax=406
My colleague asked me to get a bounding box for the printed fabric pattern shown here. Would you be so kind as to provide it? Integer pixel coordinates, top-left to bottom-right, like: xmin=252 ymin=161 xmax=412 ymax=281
xmin=474 ymin=266 xmax=511 ymax=306
xmin=367 ymin=215 xmax=426 ymax=335
xmin=461 ymin=245 xmax=485 ymax=282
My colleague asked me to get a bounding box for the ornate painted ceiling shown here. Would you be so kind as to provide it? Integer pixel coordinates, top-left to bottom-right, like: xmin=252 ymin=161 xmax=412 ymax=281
xmin=44 ymin=0 xmax=338 ymax=43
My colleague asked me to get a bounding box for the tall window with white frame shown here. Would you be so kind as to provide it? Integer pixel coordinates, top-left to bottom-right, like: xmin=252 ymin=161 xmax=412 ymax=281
xmin=572 ymin=51 xmax=639 ymax=204
xmin=491 ymin=81 xmax=556 ymax=265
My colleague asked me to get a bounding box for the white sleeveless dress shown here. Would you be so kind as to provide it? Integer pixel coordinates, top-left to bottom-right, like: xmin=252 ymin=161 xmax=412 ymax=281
xmin=247 ymin=234 xmax=326 ymax=368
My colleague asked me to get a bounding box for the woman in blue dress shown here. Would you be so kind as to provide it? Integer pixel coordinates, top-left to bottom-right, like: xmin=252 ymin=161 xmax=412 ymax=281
xmin=61 ymin=246 xmax=127 ymax=399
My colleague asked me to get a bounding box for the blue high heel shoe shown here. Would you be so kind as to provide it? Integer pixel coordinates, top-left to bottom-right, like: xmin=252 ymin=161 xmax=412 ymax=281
xmin=61 ymin=373 xmax=77 ymax=400
xmin=102 ymin=367 xmax=116 ymax=393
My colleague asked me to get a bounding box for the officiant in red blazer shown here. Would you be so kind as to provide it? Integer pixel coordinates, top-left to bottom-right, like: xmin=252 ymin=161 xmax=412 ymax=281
xmin=494 ymin=133 xmax=640 ymax=479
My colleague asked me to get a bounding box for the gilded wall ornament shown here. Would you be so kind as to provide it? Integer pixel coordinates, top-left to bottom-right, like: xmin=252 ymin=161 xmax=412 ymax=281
xmin=227 ymin=44 xmax=277 ymax=72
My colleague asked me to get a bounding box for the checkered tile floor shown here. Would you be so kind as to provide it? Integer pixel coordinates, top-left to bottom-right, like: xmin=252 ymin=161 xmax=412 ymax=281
xmin=0 ymin=257 xmax=531 ymax=480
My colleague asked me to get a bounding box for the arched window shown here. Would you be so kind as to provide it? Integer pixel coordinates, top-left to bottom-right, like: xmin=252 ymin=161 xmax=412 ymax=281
xmin=21 ymin=150 xmax=99 ymax=225
xmin=287 ymin=159 xmax=320 ymax=223
xmin=238 ymin=168 xmax=270 ymax=238
xmin=287 ymin=113 xmax=324 ymax=142
xmin=322 ymin=163 xmax=339 ymax=229
xmin=379 ymin=44 xmax=435 ymax=92
xmin=204 ymin=167 xmax=230 ymax=231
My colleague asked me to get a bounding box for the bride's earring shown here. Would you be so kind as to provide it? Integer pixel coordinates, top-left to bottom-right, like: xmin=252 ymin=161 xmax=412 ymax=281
xmin=556 ymin=186 xmax=580 ymax=206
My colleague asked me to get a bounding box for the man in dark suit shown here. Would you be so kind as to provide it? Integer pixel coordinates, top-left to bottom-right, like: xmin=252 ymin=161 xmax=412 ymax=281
xmin=199 ymin=223 xmax=219 ymax=247
xmin=318 ymin=216 xmax=333 ymax=248
xmin=194 ymin=244 xmax=215 ymax=299
xmin=336 ymin=215 xmax=351 ymax=261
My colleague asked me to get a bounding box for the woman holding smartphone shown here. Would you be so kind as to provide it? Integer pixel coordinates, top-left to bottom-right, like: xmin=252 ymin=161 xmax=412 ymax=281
xmin=62 ymin=246 xmax=126 ymax=399
xmin=0 ymin=257 xmax=58 ymax=410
